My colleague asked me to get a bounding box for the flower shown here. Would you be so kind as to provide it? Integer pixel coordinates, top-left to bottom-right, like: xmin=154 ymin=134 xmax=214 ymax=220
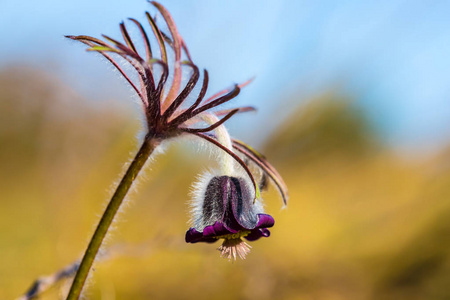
xmin=184 ymin=112 xmax=286 ymax=261
xmin=67 ymin=1 xmax=288 ymax=260
xmin=186 ymin=174 xmax=275 ymax=260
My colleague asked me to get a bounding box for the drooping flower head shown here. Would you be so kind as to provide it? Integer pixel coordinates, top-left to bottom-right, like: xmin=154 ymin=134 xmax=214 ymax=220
xmin=187 ymin=173 xmax=275 ymax=260
xmin=67 ymin=2 xmax=288 ymax=260
xmin=186 ymin=113 xmax=287 ymax=260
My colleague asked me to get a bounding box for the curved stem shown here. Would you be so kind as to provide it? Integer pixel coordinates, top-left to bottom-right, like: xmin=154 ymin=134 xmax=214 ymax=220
xmin=66 ymin=136 xmax=159 ymax=300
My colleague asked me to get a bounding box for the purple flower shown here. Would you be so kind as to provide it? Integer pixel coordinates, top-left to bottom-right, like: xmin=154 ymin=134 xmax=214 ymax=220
xmin=67 ymin=1 xmax=289 ymax=260
xmin=186 ymin=174 xmax=275 ymax=260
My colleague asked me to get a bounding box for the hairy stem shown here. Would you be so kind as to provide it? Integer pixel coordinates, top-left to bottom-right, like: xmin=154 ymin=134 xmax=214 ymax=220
xmin=66 ymin=136 xmax=159 ymax=300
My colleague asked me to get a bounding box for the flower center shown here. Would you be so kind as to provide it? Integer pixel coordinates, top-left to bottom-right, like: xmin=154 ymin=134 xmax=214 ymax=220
xmin=213 ymin=230 xmax=251 ymax=240
xmin=218 ymin=238 xmax=252 ymax=261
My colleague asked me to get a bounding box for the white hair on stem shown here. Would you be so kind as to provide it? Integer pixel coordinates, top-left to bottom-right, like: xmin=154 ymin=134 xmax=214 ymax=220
xmin=199 ymin=113 xmax=234 ymax=176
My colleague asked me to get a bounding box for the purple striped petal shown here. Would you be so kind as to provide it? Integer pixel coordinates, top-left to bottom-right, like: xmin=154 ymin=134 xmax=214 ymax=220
xmin=185 ymin=213 xmax=274 ymax=244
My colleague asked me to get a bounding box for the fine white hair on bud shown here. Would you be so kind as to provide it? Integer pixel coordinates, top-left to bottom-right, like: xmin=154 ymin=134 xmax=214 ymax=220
xmin=188 ymin=168 xmax=265 ymax=231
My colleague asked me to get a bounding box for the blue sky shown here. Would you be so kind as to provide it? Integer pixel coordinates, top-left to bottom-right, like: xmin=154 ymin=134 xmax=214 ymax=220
xmin=2 ymin=0 xmax=450 ymax=154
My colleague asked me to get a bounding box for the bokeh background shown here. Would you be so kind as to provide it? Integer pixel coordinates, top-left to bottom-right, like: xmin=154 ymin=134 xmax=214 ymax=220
xmin=2 ymin=1 xmax=450 ymax=299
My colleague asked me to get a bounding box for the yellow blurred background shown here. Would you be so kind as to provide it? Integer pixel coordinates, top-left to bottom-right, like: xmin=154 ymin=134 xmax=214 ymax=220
xmin=1 ymin=65 xmax=450 ymax=300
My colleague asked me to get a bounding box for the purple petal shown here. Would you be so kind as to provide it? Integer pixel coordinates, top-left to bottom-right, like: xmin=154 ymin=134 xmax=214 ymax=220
xmin=245 ymin=228 xmax=271 ymax=241
xmin=255 ymin=214 xmax=275 ymax=228
xmin=204 ymin=222 xmax=238 ymax=237
xmin=201 ymin=177 xmax=228 ymax=226
xmin=185 ymin=227 xmax=216 ymax=243
xmin=228 ymin=177 xmax=260 ymax=230
xmin=185 ymin=213 xmax=274 ymax=243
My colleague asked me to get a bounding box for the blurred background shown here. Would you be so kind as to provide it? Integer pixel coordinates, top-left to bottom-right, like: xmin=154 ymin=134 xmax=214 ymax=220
xmin=2 ymin=1 xmax=450 ymax=299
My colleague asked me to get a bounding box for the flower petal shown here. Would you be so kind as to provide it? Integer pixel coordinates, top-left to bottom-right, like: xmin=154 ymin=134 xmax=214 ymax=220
xmin=204 ymin=222 xmax=237 ymax=237
xmin=185 ymin=227 xmax=216 ymax=243
xmin=245 ymin=228 xmax=271 ymax=241
xmin=227 ymin=177 xmax=260 ymax=230
xmin=255 ymin=213 xmax=275 ymax=228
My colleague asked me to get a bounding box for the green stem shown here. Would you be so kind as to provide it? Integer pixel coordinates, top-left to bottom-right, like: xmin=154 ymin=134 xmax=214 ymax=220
xmin=66 ymin=136 xmax=159 ymax=300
